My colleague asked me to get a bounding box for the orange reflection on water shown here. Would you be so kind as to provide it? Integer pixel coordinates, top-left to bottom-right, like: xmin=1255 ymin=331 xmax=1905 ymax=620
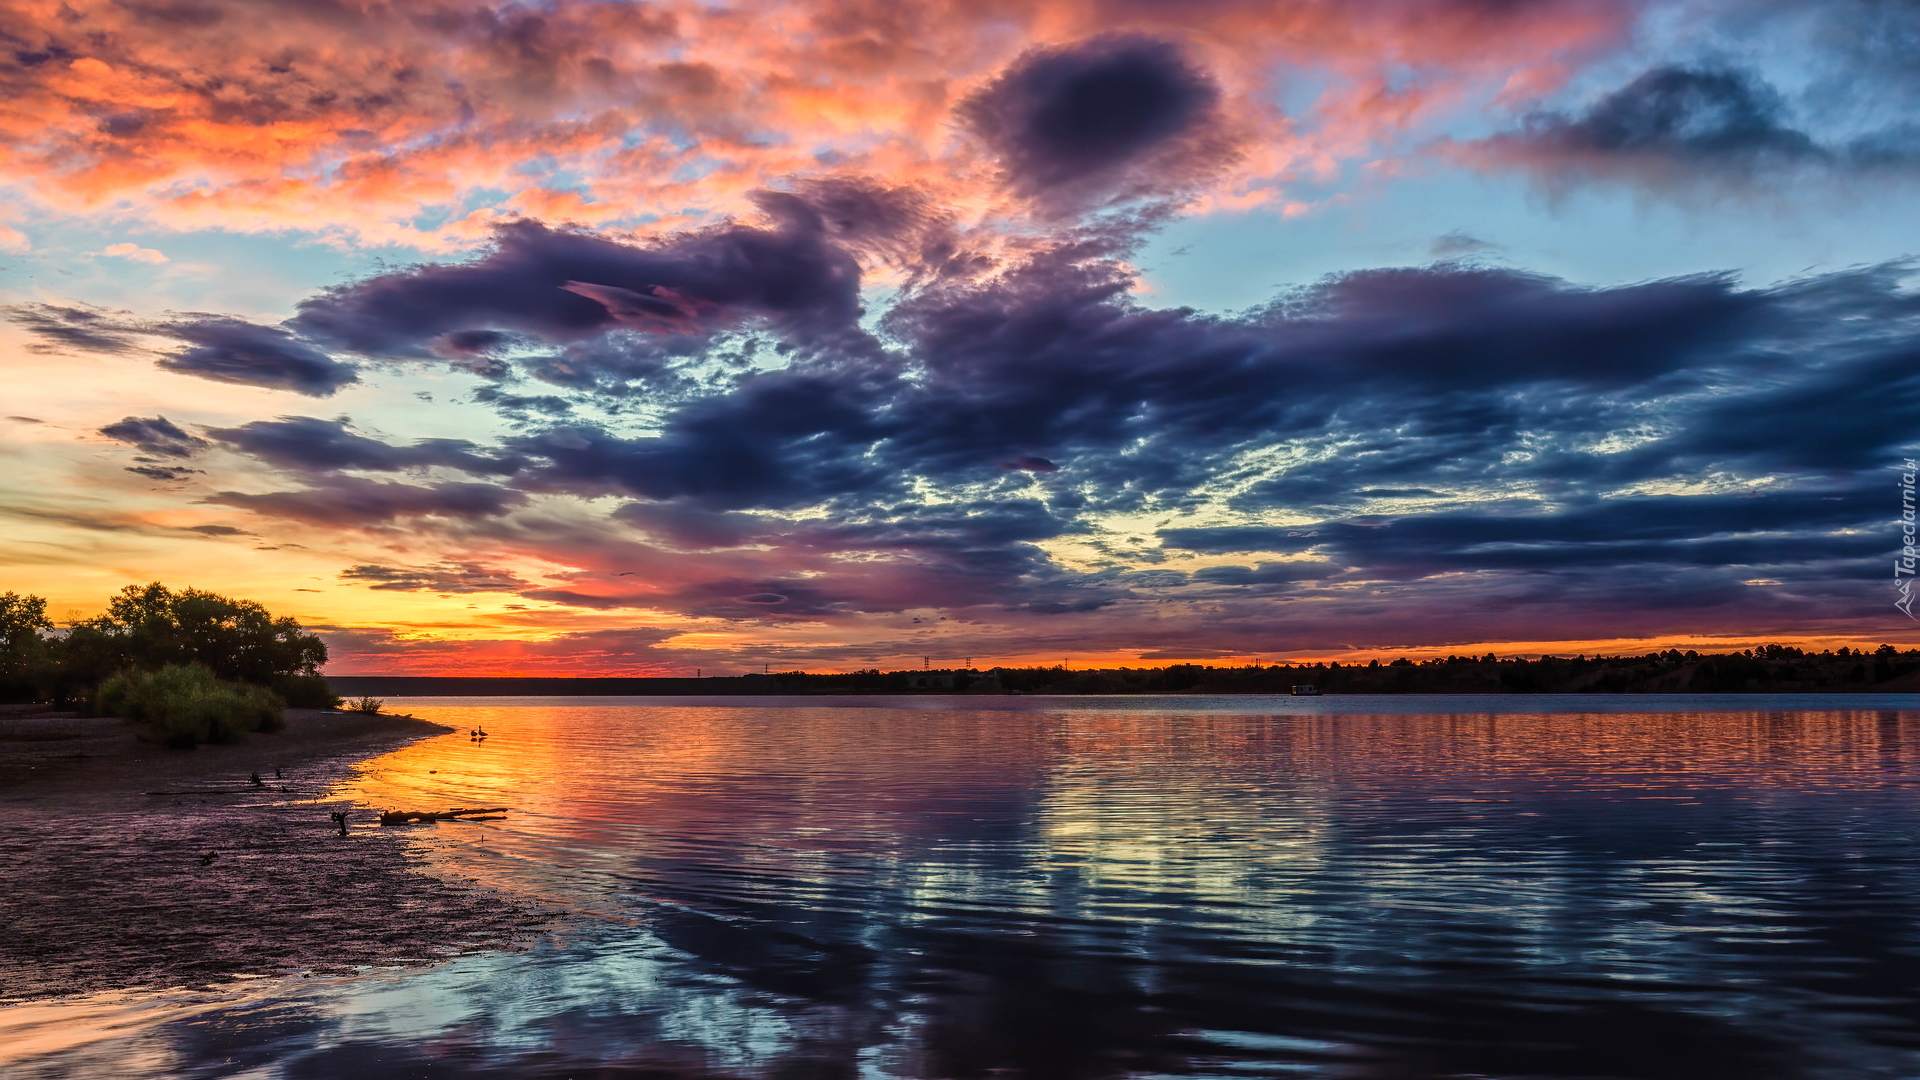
xmin=336 ymin=699 xmax=1061 ymax=912
xmin=331 ymin=701 xmax=1920 ymax=931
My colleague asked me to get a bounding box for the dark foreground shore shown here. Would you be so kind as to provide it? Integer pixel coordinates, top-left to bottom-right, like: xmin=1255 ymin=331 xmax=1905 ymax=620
xmin=0 ymin=707 xmax=549 ymax=1001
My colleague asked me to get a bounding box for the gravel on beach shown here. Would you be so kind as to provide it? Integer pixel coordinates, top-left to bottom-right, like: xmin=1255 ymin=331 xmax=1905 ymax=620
xmin=0 ymin=707 xmax=549 ymax=1001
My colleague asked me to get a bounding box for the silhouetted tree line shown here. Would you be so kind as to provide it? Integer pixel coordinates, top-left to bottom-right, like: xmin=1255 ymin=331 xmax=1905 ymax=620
xmin=765 ymin=644 xmax=1920 ymax=694
xmin=0 ymin=583 xmax=332 ymax=710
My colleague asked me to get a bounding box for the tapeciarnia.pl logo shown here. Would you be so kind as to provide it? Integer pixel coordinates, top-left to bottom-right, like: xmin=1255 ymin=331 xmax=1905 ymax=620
xmin=1899 ymin=458 xmax=1918 ymax=620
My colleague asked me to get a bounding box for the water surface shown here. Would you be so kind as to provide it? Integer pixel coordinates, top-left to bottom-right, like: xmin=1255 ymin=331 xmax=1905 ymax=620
xmin=9 ymin=694 xmax=1920 ymax=1079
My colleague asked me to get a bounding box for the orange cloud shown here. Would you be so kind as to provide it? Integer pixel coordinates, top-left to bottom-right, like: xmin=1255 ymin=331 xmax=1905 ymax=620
xmin=0 ymin=0 xmax=1637 ymax=249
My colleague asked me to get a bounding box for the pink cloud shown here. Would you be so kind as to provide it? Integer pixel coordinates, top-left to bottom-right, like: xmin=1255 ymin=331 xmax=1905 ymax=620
xmin=0 ymin=0 xmax=1639 ymax=245
xmin=100 ymin=242 xmax=167 ymax=263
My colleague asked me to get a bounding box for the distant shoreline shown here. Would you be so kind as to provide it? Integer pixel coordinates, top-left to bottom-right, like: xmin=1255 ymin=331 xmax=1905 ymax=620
xmin=323 ymin=649 xmax=1920 ymax=698
xmin=325 ymin=675 xmax=1920 ymax=697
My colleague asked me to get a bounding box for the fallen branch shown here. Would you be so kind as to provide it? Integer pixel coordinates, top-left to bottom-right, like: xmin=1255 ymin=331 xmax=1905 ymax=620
xmin=379 ymin=807 xmax=509 ymax=826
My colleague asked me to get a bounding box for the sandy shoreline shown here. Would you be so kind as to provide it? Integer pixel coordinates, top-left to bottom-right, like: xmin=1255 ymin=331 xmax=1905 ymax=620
xmin=0 ymin=707 xmax=549 ymax=1001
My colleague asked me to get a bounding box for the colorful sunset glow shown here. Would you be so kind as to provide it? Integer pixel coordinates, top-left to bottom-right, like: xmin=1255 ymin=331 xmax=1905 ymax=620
xmin=3 ymin=0 xmax=1918 ymax=674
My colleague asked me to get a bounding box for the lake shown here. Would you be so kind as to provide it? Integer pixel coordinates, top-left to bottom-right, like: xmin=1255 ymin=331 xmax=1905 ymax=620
xmin=9 ymin=694 xmax=1920 ymax=1079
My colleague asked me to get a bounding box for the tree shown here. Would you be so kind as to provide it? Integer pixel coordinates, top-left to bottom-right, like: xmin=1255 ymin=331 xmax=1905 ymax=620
xmin=0 ymin=591 xmax=53 ymax=702
xmin=63 ymin=583 xmax=326 ymax=687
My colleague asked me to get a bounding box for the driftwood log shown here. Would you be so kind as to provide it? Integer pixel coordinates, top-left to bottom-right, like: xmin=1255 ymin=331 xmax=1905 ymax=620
xmin=378 ymin=807 xmax=509 ymax=826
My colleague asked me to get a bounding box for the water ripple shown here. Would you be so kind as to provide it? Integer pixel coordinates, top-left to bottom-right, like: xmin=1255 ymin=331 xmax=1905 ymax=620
xmin=9 ymin=695 xmax=1920 ymax=1079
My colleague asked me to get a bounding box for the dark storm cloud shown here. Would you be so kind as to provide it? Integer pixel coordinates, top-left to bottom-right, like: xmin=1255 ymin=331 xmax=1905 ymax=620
xmin=959 ymin=34 xmax=1237 ymax=211
xmin=7 ymin=303 xmax=142 ymax=352
xmin=576 ymin=578 xmax=857 ymax=619
xmin=433 ymin=329 xmax=516 ymax=378
xmin=615 ymin=498 xmax=1071 ymax=560
xmin=610 ymin=501 xmax=770 ymax=550
xmin=1002 ymin=455 xmax=1059 ymax=472
xmin=125 ymin=464 xmax=201 ymax=482
xmin=196 ymin=204 xmax=1793 ymax=525
xmin=287 ymin=209 xmax=866 ymax=361
xmin=519 ymin=331 xmax=713 ymax=398
xmin=1534 ymin=66 xmax=1817 ymax=161
xmin=206 ymin=476 xmax=526 ymax=525
xmin=174 ymin=201 xmax=1920 ymax=638
xmin=1600 ymin=271 xmax=1920 ymax=475
xmin=157 ymin=317 xmax=358 ymax=396
xmin=257 ymin=224 xmax=1914 ymax=528
xmin=574 ymin=544 xmax=1110 ymax=620
xmin=865 ymin=254 xmax=1769 ymax=510
xmin=470 ymin=386 xmax=575 ymax=418
xmin=1164 ymin=485 xmax=1883 ymax=576
xmin=99 ymin=414 xmax=212 ymax=481
xmin=340 ymin=562 xmax=530 ymax=592
xmin=99 ymin=415 xmax=209 ymax=459
xmin=790 ymin=500 xmax=1075 ymax=580
xmin=433 ymin=329 xmax=514 ymax=356
xmin=783 ymin=177 xmax=972 ymax=281
xmin=1160 ymin=526 xmax=1328 ymax=555
xmin=206 ymin=416 xmax=522 ymax=476
xmin=506 ymin=371 xmax=892 ymax=509
xmin=1468 ymin=64 xmax=1920 ymax=188
xmin=1187 ymin=561 xmax=1343 ymax=587
xmin=6 ymin=305 xmax=355 ymax=394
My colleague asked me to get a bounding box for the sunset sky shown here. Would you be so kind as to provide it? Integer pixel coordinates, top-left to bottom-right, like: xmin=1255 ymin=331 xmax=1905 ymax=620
xmin=3 ymin=0 xmax=1918 ymax=674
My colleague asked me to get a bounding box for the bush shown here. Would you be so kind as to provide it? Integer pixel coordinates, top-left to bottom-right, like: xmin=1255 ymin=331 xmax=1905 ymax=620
xmin=96 ymin=664 xmax=286 ymax=748
xmin=270 ymin=673 xmax=341 ymax=710
xmin=346 ymin=696 xmax=384 ymax=715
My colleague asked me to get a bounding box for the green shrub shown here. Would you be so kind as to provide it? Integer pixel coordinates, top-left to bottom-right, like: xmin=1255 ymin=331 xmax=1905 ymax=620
xmin=270 ymin=673 xmax=341 ymax=710
xmin=96 ymin=664 xmax=286 ymax=748
xmin=346 ymin=696 xmax=384 ymax=715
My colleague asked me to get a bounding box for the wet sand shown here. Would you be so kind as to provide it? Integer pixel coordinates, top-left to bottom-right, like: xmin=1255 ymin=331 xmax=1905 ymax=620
xmin=0 ymin=707 xmax=549 ymax=1001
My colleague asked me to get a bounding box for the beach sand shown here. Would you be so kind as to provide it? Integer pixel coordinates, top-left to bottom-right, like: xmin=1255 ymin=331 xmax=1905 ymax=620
xmin=0 ymin=707 xmax=549 ymax=1001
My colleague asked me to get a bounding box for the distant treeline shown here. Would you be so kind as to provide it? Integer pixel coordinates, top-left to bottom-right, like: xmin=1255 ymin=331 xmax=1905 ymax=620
xmin=331 ymin=645 xmax=1920 ymax=697
xmin=0 ymin=585 xmax=334 ymax=728
xmin=760 ymin=645 xmax=1920 ymax=694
